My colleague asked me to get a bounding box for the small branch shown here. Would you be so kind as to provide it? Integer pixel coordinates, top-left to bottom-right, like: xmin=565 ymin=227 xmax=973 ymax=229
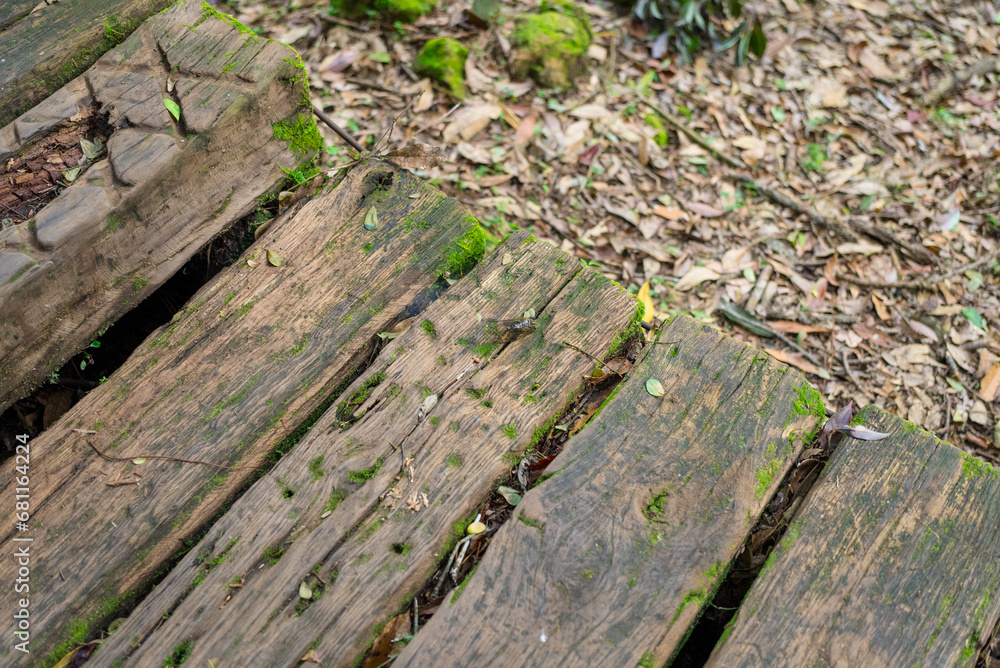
xmin=560 ymin=341 xmax=622 ymax=375
xmin=922 ymin=56 xmax=1000 ymax=107
xmin=837 ymin=256 xmax=994 ymax=289
xmin=88 ymin=440 xmax=259 ymax=470
xmin=726 ymin=172 xmax=860 ymax=242
xmin=640 ymin=100 xmax=747 ymax=170
xmin=313 ymin=105 xmax=366 ymax=153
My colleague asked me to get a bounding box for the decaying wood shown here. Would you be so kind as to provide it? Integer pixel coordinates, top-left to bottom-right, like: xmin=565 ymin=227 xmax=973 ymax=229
xmin=0 ymin=160 xmax=480 ymax=665
xmin=0 ymin=1 xmax=320 ymax=411
xmin=395 ymin=315 xmax=823 ymax=667
xmin=708 ymin=406 xmax=1000 ymax=668
xmin=0 ymin=0 xmax=170 ymax=126
xmin=90 ymin=232 xmax=639 ymax=668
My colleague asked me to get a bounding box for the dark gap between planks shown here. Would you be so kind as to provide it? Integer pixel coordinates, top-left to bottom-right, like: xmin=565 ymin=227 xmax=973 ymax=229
xmin=359 ymin=337 xmax=643 ymax=668
xmin=669 ymin=410 xmax=840 ymax=667
xmin=0 ymin=172 xmax=339 ymax=460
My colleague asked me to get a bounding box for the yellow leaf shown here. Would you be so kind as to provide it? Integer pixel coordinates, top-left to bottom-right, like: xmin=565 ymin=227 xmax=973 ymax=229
xmin=637 ymin=281 xmax=655 ymax=324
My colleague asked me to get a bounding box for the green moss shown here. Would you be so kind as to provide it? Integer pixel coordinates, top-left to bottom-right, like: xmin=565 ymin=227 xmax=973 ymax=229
xmin=500 ymin=423 xmax=517 ymax=439
xmin=638 ymin=652 xmax=656 ymax=668
xmin=437 ymin=224 xmax=486 ymax=279
xmin=644 ymin=114 xmax=670 ymax=147
xmin=262 ymin=543 xmax=286 ymax=566
xmin=131 ymin=276 xmax=149 ymax=292
xmin=672 ymin=589 xmax=706 ymax=623
xmin=308 ymin=456 xmax=325 ymax=482
xmin=447 ymin=454 xmax=462 ymax=467
xmin=325 ymin=489 xmax=347 ymax=512
xmin=347 ymin=456 xmax=384 ymax=483
xmin=607 ymin=299 xmax=644 ymax=360
xmin=272 ymin=113 xmax=323 ymax=160
xmin=511 ymin=1 xmax=592 ymax=89
xmin=961 ymin=453 xmax=1000 ymax=479
xmin=451 ymin=563 xmax=479 ymax=603
xmin=414 ymin=38 xmax=469 ymax=99
xmin=753 ymin=459 xmax=782 ymax=499
xmin=436 ymin=355 xmax=447 ymax=366
xmin=421 ymin=319 xmax=437 ymax=339
xmin=330 ymin=0 xmax=437 ymax=22
xmin=517 ymin=510 xmax=541 ymax=529
xmin=466 ymin=387 xmax=489 ymax=400
xmin=163 ymin=640 xmax=193 ymax=666
xmin=791 ymin=383 xmax=825 ymax=419
xmin=196 ymin=2 xmax=257 ymax=37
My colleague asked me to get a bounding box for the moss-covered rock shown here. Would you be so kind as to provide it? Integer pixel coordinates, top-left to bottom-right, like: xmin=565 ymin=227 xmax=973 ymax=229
xmin=414 ymin=38 xmax=470 ymax=99
xmin=330 ymin=0 xmax=436 ymax=23
xmin=510 ymin=0 xmax=592 ymax=89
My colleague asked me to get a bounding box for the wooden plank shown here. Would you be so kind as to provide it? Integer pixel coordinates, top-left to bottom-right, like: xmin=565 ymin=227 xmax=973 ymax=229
xmin=0 ymin=0 xmax=37 ymax=31
xmin=0 ymin=1 xmax=320 ymax=411
xmin=0 ymin=0 xmax=170 ymax=126
xmin=707 ymin=406 xmax=1000 ymax=667
xmin=393 ymin=315 xmax=824 ymax=668
xmin=89 ymin=232 xmax=639 ymax=667
xmin=0 ymin=160 xmax=482 ymax=666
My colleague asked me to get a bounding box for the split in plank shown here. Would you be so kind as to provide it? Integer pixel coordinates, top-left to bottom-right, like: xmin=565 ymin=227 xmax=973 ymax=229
xmin=708 ymin=405 xmax=1000 ymax=668
xmin=395 ymin=315 xmax=826 ymax=668
xmin=0 ymin=0 xmax=320 ymax=411
xmin=0 ymin=0 xmax=170 ymax=126
xmin=0 ymin=160 xmax=480 ymax=666
xmin=90 ymin=231 xmax=640 ymax=668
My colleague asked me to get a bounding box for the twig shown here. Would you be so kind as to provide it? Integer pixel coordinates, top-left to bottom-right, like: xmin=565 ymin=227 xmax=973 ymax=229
xmin=726 ymin=171 xmax=860 ymax=242
xmin=313 ymin=105 xmax=366 ymax=153
xmin=640 ymin=100 xmax=747 ymax=170
xmin=413 ymin=597 xmax=419 ymax=635
xmin=841 ymin=348 xmax=863 ymax=393
xmin=838 ymin=255 xmax=994 ymax=289
xmin=345 ymin=78 xmax=404 ymax=96
xmin=87 ymin=440 xmax=259 ymax=470
xmin=922 ymin=56 xmax=1000 ymax=107
xmin=560 ymin=341 xmax=622 ymax=374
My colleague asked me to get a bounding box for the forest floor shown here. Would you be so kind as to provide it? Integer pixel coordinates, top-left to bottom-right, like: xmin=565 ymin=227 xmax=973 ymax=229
xmin=228 ymin=0 xmax=999 ymax=461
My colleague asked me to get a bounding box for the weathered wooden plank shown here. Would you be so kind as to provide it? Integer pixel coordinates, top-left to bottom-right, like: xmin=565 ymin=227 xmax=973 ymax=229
xmin=394 ymin=315 xmax=824 ymax=667
xmin=0 ymin=0 xmax=37 ymax=31
xmin=0 ymin=1 xmax=319 ymax=411
xmin=0 ymin=160 xmax=481 ymax=666
xmin=707 ymin=406 xmax=1000 ymax=667
xmin=0 ymin=0 xmax=170 ymax=126
xmin=90 ymin=232 xmax=639 ymax=667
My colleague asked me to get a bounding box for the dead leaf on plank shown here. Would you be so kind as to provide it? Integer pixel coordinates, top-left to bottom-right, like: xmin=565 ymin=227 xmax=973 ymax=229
xmin=266 ymin=249 xmax=282 ymax=267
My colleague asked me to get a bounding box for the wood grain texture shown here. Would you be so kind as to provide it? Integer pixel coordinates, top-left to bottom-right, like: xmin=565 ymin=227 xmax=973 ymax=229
xmin=0 ymin=0 xmax=170 ymax=126
xmin=0 ymin=1 xmax=319 ymax=411
xmin=708 ymin=406 xmax=1000 ymax=668
xmin=0 ymin=160 xmax=478 ymax=666
xmin=395 ymin=315 xmax=823 ymax=668
xmin=89 ymin=232 xmax=639 ymax=668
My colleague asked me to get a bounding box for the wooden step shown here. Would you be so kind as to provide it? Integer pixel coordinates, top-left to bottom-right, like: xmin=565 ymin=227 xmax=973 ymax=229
xmin=0 ymin=160 xmax=480 ymax=665
xmin=88 ymin=230 xmax=641 ymax=667
xmin=0 ymin=1 xmax=319 ymax=410
xmin=0 ymin=0 xmax=171 ymax=126
xmin=393 ymin=315 xmax=824 ymax=667
xmin=707 ymin=406 xmax=1000 ymax=667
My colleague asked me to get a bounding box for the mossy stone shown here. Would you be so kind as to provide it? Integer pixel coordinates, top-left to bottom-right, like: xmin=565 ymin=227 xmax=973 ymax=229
xmin=414 ymin=38 xmax=470 ymax=99
xmin=330 ymin=0 xmax=437 ymax=23
xmin=510 ymin=0 xmax=592 ymax=89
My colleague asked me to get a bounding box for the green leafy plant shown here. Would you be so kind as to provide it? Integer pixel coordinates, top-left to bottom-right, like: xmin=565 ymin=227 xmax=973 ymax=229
xmin=633 ymin=0 xmax=765 ymax=64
